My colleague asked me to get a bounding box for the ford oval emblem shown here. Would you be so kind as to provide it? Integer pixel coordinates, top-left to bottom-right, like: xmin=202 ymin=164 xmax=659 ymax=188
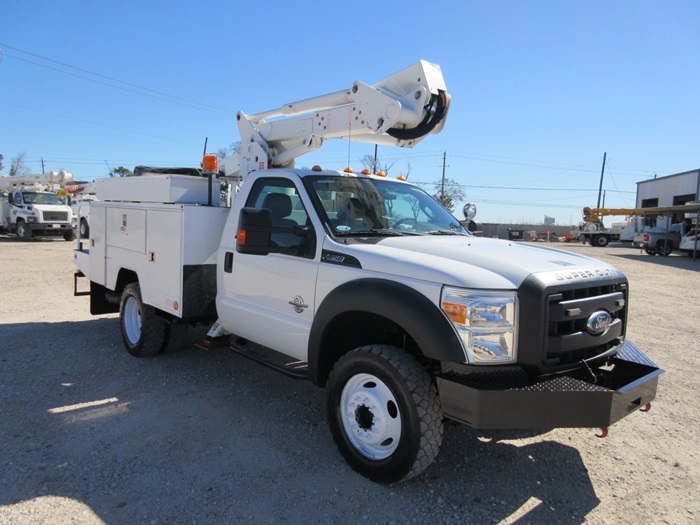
xmin=586 ymin=310 xmax=612 ymax=336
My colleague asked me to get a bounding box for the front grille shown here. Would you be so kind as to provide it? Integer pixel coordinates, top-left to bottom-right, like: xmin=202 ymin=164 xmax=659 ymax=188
xmin=544 ymin=283 xmax=627 ymax=366
xmin=518 ymin=271 xmax=628 ymax=375
xmin=42 ymin=211 xmax=69 ymax=221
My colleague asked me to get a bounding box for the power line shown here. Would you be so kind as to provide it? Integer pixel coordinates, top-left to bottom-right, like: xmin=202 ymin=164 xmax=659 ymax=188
xmin=410 ymin=179 xmax=635 ymax=193
xmin=0 ymin=101 xmax=199 ymax=145
xmin=0 ymin=42 xmax=235 ymax=115
xmin=476 ymin=198 xmax=588 ymax=209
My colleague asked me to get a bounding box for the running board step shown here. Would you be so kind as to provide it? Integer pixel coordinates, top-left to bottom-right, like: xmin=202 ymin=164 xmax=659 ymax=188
xmin=230 ymin=338 xmax=310 ymax=380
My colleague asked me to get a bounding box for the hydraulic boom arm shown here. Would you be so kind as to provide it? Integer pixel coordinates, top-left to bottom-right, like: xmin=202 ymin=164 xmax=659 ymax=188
xmin=583 ymin=207 xmax=646 ymax=222
xmin=229 ymin=60 xmax=451 ymax=179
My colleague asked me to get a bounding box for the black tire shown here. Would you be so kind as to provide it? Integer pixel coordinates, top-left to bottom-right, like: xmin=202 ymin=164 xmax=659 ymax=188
xmin=119 ymin=282 xmax=168 ymax=357
xmin=63 ymin=229 xmax=76 ymax=241
xmin=16 ymin=220 xmax=32 ymax=241
xmin=656 ymin=241 xmax=672 ymax=257
xmin=80 ymin=219 xmax=90 ymax=238
xmin=326 ymin=345 xmax=443 ymax=483
xmin=593 ymin=235 xmax=609 ymax=247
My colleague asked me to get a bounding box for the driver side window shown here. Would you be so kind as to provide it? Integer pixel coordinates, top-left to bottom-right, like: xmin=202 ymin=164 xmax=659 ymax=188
xmin=246 ymin=178 xmax=314 ymax=256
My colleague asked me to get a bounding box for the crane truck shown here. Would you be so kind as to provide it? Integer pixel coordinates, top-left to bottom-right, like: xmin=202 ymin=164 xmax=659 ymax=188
xmin=73 ymin=60 xmax=662 ymax=483
xmin=1 ymin=171 xmax=76 ymax=241
xmin=578 ymin=207 xmax=646 ymax=247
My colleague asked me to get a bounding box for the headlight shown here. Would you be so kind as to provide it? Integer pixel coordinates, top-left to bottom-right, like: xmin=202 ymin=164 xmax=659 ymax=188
xmin=441 ymin=286 xmax=518 ymax=364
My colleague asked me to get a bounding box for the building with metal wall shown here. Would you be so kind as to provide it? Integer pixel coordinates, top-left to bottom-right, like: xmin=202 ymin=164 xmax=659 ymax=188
xmin=636 ymin=169 xmax=700 ymax=208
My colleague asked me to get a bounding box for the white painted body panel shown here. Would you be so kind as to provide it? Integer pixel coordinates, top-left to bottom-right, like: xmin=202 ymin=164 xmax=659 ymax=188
xmin=77 ymin=169 xmax=623 ymax=362
xmin=81 ymin=201 xmax=228 ymax=318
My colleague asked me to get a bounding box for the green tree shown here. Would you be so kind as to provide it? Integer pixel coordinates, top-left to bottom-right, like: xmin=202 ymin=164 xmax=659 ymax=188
xmin=110 ymin=166 xmax=134 ymax=177
xmin=432 ymin=178 xmax=465 ymax=213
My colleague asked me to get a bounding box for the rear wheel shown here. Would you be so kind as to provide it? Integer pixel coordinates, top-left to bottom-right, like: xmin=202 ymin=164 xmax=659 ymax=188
xmin=593 ymin=234 xmax=609 ymax=247
xmin=656 ymin=240 xmax=672 ymax=256
xmin=326 ymin=345 xmax=443 ymax=483
xmin=79 ymin=219 xmax=90 ymax=238
xmin=119 ymin=282 xmax=167 ymax=357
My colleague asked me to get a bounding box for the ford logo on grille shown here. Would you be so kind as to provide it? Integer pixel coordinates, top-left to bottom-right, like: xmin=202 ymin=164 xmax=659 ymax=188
xmin=586 ymin=310 xmax=612 ymax=336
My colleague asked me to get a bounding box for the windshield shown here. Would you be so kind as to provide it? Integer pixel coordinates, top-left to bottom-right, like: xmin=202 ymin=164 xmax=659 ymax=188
xmin=22 ymin=192 xmax=63 ymax=205
xmin=306 ymin=176 xmax=467 ymax=237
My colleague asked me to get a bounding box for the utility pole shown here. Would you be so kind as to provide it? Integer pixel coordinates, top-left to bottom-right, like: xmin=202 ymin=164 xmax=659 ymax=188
xmin=41 ymin=158 xmax=45 ymax=173
xmin=441 ymin=151 xmax=447 ymax=200
xmin=373 ymin=144 xmax=378 ymax=173
xmin=596 ymin=152 xmax=607 ymax=209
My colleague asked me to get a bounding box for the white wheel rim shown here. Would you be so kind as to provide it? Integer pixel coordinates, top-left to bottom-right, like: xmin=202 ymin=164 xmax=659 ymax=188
xmin=340 ymin=373 xmax=402 ymax=460
xmin=123 ymin=295 xmax=142 ymax=345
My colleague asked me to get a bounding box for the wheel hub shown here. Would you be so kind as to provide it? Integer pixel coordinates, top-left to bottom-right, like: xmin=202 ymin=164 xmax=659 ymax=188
xmin=123 ymin=296 xmax=142 ymax=345
xmin=340 ymin=373 xmax=402 ymax=460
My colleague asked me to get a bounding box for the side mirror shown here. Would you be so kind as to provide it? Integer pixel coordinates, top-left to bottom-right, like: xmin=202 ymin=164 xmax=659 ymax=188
xmin=8 ymin=193 xmax=14 ymax=204
xmin=236 ymin=208 xmax=272 ymax=255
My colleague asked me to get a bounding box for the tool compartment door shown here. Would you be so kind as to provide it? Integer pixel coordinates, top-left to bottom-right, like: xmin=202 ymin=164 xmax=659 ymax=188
xmin=143 ymin=208 xmax=184 ymax=317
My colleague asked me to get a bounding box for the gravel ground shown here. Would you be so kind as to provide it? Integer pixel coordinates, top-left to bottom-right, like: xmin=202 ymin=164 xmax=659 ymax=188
xmin=0 ymin=235 xmax=698 ymax=525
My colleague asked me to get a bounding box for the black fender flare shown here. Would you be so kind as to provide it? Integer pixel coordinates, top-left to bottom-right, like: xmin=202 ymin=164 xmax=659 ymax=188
xmin=308 ymin=278 xmax=466 ymax=385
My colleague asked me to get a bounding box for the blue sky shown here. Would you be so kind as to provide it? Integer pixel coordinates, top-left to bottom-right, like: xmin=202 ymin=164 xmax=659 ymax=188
xmin=1 ymin=1 xmax=698 ymax=225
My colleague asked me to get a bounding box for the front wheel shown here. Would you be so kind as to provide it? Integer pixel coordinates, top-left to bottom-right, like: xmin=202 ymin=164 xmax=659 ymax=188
xmin=119 ymin=282 xmax=167 ymax=357
xmin=326 ymin=345 xmax=443 ymax=483
xmin=63 ymin=229 xmax=76 ymax=241
xmin=16 ymin=220 xmax=32 ymax=241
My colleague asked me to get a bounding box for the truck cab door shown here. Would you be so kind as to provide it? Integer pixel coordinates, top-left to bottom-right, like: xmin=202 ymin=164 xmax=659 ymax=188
xmin=217 ymin=176 xmax=319 ymax=361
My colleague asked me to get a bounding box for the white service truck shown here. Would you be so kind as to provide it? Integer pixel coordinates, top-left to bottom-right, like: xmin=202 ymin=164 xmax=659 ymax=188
xmin=1 ymin=172 xmax=76 ymax=241
xmin=73 ymin=61 xmax=662 ymax=483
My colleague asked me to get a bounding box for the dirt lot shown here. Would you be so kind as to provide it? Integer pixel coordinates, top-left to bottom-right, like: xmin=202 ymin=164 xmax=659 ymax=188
xmin=0 ymin=235 xmax=698 ymax=524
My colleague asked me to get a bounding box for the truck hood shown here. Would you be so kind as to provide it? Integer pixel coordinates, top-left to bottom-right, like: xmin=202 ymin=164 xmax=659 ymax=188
xmin=30 ymin=204 xmax=71 ymax=212
xmin=330 ymin=235 xmax=621 ymax=289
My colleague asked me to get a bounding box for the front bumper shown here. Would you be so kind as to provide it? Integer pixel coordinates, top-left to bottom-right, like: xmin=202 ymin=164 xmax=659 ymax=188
xmin=436 ymin=340 xmax=662 ymax=429
xmin=29 ymin=223 xmax=74 ymax=234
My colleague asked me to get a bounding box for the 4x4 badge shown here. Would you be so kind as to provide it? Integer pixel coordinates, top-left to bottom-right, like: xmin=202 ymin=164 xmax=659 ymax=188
xmin=289 ymin=296 xmax=308 ymax=314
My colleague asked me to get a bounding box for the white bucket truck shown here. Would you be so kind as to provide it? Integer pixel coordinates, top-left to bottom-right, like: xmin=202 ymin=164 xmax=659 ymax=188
xmin=73 ymin=61 xmax=661 ymax=483
xmin=1 ymin=171 xmax=76 ymax=241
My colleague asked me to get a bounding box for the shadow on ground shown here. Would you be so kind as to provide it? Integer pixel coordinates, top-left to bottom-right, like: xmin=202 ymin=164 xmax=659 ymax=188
xmin=1 ymin=318 xmax=599 ymax=524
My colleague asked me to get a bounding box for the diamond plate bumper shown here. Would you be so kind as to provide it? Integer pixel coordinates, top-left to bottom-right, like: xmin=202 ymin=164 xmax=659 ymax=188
xmin=436 ymin=340 xmax=663 ymax=429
